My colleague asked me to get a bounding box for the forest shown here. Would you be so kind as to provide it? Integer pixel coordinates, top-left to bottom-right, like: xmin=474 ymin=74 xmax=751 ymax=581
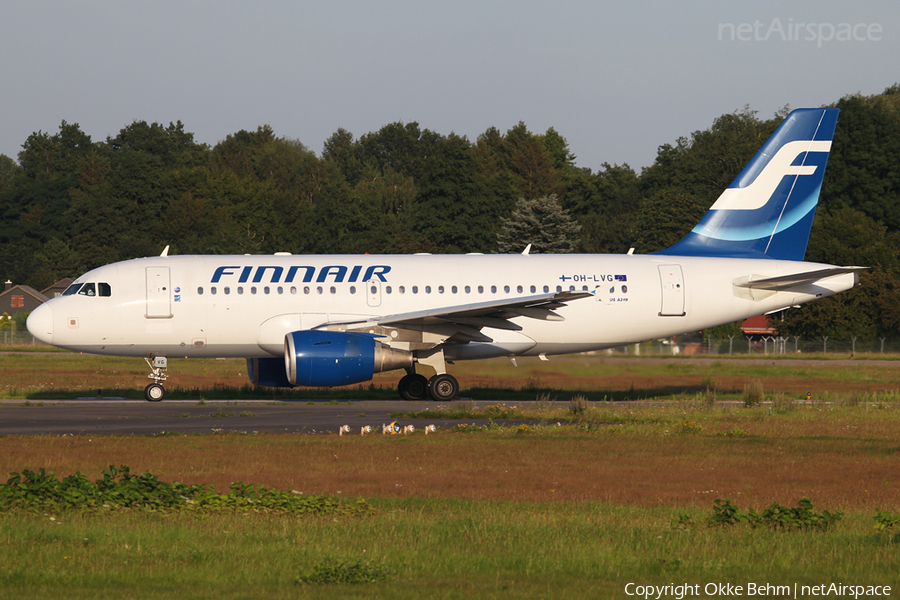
xmin=1 ymin=85 xmax=898 ymax=339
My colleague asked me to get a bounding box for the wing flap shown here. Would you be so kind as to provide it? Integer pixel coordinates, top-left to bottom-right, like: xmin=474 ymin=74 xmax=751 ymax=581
xmin=377 ymin=291 xmax=592 ymax=328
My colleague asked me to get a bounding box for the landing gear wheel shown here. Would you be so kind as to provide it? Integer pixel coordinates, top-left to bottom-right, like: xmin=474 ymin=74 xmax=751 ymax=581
xmin=398 ymin=374 xmax=429 ymax=401
xmin=427 ymin=374 xmax=459 ymax=402
xmin=144 ymin=383 xmax=166 ymax=402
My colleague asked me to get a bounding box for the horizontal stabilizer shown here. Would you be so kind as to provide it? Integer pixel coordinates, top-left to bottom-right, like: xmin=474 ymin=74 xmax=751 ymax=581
xmin=734 ymin=267 xmax=865 ymax=292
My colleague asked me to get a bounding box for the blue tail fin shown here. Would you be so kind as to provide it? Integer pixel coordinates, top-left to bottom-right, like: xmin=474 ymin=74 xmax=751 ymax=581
xmin=656 ymin=108 xmax=839 ymax=260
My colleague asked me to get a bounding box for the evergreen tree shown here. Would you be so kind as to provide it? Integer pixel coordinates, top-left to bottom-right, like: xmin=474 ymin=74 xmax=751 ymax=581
xmin=409 ymin=133 xmax=500 ymax=253
xmin=496 ymin=194 xmax=581 ymax=254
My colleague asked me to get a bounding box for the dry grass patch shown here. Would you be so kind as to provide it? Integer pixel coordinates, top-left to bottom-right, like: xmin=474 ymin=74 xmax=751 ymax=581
xmin=2 ymin=407 xmax=898 ymax=511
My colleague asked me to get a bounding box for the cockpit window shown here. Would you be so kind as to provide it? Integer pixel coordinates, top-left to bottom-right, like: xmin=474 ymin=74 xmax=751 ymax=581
xmin=64 ymin=282 xmax=111 ymax=297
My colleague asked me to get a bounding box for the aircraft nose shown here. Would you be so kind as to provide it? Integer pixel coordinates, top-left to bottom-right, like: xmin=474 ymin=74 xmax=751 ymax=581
xmin=27 ymin=303 xmax=53 ymax=345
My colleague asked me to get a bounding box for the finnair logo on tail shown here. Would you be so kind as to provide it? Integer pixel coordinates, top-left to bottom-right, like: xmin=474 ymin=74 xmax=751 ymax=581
xmin=709 ymin=140 xmax=832 ymax=211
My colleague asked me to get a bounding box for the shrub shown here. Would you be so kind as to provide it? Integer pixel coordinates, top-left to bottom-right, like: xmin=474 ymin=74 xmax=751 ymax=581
xmin=568 ymin=395 xmax=589 ymax=416
xmin=873 ymin=510 xmax=900 ymax=533
xmin=0 ymin=465 xmax=372 ymax=516
xmin=743 ymin=379 xmax=764 ymax=407
xmin=703 ymin=386 xmax=717 ymax=408
xmin=297 ymin=556 xmax=390 ymax=585
xmin=771 ymin=393 xmax=794 ymax=412
xmin=675 ymin=419 xmax=702 ymax=435
xmin=707 ymin=497 xmax=841 ymax=531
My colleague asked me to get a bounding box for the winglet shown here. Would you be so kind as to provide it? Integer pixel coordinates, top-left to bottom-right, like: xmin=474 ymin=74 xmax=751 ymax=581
xmin=160 ymin=245 xmax=170 ymax=257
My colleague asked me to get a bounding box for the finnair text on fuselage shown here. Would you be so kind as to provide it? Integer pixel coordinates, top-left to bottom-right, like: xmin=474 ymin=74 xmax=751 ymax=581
xmin=211 ymin=264 xmax=392 ymax=284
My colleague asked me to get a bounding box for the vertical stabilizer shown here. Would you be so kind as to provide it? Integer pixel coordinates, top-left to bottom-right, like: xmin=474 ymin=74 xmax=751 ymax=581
xmin=657 ymin=108 xmax=839 ymax=260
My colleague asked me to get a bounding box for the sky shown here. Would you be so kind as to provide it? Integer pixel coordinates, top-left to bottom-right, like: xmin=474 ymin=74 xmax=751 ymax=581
xmin=1 ymin=0 xmax=897 ymax=172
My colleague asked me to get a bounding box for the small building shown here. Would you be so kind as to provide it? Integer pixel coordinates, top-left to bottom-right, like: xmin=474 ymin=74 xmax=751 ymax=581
xmin=42 ymin=277 xmax=73 ymax=299
xmin=741 ymin=314 xmax=777 ymax=337
xmin=1 ymin=281 xmax=49 ymax=316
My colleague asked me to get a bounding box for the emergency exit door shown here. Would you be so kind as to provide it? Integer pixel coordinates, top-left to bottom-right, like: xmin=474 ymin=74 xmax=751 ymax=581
xmin=658 ymin=264 xmax=685 ymax=317
xmin=146 ymin=267 xmax=172 ymax=318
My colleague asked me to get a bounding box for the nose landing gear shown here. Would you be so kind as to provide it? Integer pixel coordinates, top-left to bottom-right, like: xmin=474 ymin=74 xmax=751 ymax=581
xmin=143 ymin=355 xmax=168 ymax=402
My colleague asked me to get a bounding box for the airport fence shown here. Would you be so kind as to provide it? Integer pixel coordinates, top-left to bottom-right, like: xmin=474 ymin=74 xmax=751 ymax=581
xmin=0 ymin=331 xmax=45 ymax=347
xmin=608 ymin=336 xmax=900 ymax=356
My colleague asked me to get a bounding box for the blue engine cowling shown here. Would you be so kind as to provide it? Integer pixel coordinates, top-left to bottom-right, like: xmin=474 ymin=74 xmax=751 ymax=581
xmin=281 ymin=330 xmax=413 ymax=387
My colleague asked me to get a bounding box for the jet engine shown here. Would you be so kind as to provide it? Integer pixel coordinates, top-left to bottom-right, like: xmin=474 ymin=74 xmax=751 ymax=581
xmin=248 ymin=331 xmax=413 ymax=387
xmin=281 ymin=330 xmax=413 ymax=387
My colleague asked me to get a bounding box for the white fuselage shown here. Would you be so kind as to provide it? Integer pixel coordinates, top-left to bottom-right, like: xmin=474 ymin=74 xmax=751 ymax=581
xmin=28 ymin=253 xmax=856 ymax=362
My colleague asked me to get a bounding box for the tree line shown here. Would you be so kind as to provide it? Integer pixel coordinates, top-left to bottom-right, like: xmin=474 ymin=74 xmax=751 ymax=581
xmin=1 ymin=85 xmax=898 ymax=339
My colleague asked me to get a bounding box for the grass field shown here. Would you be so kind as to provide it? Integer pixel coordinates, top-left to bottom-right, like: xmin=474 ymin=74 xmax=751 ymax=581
xmin=3 ymin=351 xmax=900 ymax=400
xmin=1 ymin=352 xmax=899 ymax=598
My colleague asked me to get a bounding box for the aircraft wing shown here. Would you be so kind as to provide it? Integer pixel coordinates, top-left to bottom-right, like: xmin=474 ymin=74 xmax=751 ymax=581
xmin=377 ymin=291 xmax=593 ymax=331
xmin=734 ymin=267 xmax=865 ymax=292
xmin=324 ymin=291 xmax=593 ymax=345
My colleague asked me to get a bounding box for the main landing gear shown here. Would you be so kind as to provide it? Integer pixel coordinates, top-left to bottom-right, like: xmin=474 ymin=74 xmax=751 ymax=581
xmin=143 ymin=355 xmax=168 ymax=402
xmin=397 ymin=348 xmax=459 ymax=402
xmin=398 ymin=369 xmax=459 ymax=402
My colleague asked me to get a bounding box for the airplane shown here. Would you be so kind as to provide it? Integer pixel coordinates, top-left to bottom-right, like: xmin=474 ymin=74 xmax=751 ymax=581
xmin=27 ymin=107 xmax=862 ymax=402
